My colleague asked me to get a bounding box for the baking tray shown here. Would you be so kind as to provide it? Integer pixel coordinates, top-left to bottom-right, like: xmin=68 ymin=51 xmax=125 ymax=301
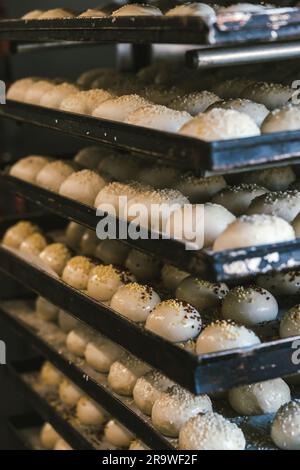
xmin=1 ymin=250 xmax=300 ymax=395
xmin=2 ymin=173 xmax=300 ymax=282
xmin=0 ymin=8 xmax=300 ymax=46
xmin=3 ymin=101 xmax=300 ymax=173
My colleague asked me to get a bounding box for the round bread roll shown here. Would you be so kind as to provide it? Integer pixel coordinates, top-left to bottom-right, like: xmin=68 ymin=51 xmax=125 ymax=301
xmin=247 ymin=190 xmax=300 ymax=223
xmin=59 ymin=379 xmax=83 ymax=407
xmin=7 ymin=78 xmax=39 ymax=101
xmin=179 ymin=108 xmax=260 ymax=141
xmin=208 ymin=98 xmax=269 ymax=126
xmin=92 ymin=94 xmax=150 ymax=122
xmin=212 ymin=184 xmax=269 ymax=216
xmin=262 ymin=105 xmax=300 ymax=133
xmin=39 ymin=243 xmax=72 ymax=276
xmin=112 ymin=4 xmax=162 ymax=16
xmin=170 ymin=91 xmax=220 ymax=116
xmin=108 ymin=354 xmax=151 ymax=396
xmin=76 ymin=396 xmax=108 ymax=426
xmin=91 ymin=72 xmax=128 ymax=93
xmin=62 ymin=256 xmax=95 ymax=290
xmin=257 ymin=271 xmax=300 ymax=296
xmin=40 ymin=361 xmax=62 ymax=388
xmin=166 ymin=3 xmax=216 ymax=17
xmin=19 ymin=232 xmax=48 ymax=257
xmin=293 ymin=213 xmax=300 ymax=237
xmin=138 ymin=165 xmax=180 ymax=189
xmin=40 ymin=83 xmax=79 ymax=109
xmin=10 ymin=155 xmax=49 ymax=183
xmin=271 ymin=401 xmax=300 ymax=450
xmin=54 ymin=438 xmax=72 ymax=451
xmin=242 ymin=82 xmax=293 ymax=110
xmin=125 ymin=250 xmax=161 ymax=281
xmin=24 ymin=79 xmax=56 ymax=105
xmin=60 ymin=89 xmax=113 ymax=115
xmin=36 ymin=160 xmax=75 ymax=192
xmin=229 ymin=378 xmax=291 ymax=415
xmin=161 ymin=264 xmax=189 ymax=291
xmin=40 ymin=423 xmax=60 ymax=450
xmin=222 ymin=286 xmax=278 ymax=326
xmin=179 ymin=412 xmax=246 ymax=450
xmin=176 ymin=174 xmax=227 ymax=203
xmin=79 ymin=229 xmax=99 ymax=257
xmin=2 ymin=221 xmax=39 ymax=249
xmin=66 ymin=327 xmax=94 ymax=357
xmin=133 ymin=370 xmax=174 ymax=415
xmin=36 ymin=296 xmax=59 ymax=322
xmin=97 ymin=154 xmax=141 ymax=182
xmin=125 ymin=104 xmax=191 ymax=132
xmin=94 ymin=240 xmax=130 ymax=266
xmin=280 ymin=305 xmax=300 ymax=338
xmin=84 ymin=337 xmax=123 ymax=373
xmin=110 ymin=283 xmax=161 ymax=323
xmin=74 ymin=147 xmax=103 ymax=170
xmin=140 ymin=85 xmax=183 ymax=106
xmin=220 ymin=3 xmax=266 ymax=12
xmin=65 ymin=222 xmax=85 ymax=250
xmin=59 ymin=169 xmax=106 ymax=206
xmin=78 ymin=9 xmax=106 ymax=18
xmin=129 ymin=440 xmax=148 ymax=450
xmin=203 ymin=203 xmax=236 ymax=247
xmin=145 ymin=299 xmax=202 ymax=343
xmin=176 ymin=276 xmax=228 ymax=311
xmin=241 ymin=166 xmax=296 ymax=191
xmin=151 ymin=385 xmax=212 ymax=437
xmin=22 ymin=10 xmax=44 ymax=20
xmin=212 ymin=78 xmax=255 ymax=100
xmin=87 ymin=264 xmax=135 ymax=302
xmin=213 ymin=214 xmax=295 ymax=251
xmin=77 ymin=68 xmax=114 ymax=88
xmin=39 ymin=9 xmax=75 ymax=19
xmin=58 ymin=310 xmax=80 ymax=333
xmin=104 ymin=420 xmax=133 ymax=448
xmin=196 ymin=320 xmax=261 ymax=354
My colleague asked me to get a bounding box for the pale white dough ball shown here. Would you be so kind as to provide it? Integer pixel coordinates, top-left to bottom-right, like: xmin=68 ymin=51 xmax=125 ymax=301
xmin=111 ymin=283 xmax=161 ymax=323
xmin=24 ymin=80 xmax=55 ymax=105
xmin=208 ymin=98 xmax=269 ymax=126
xmin=2 ymin=221 xmax=40 ymax=249
xmin=212 ymin=184 xmax=268 ymax=216
xmin=133 ymin=370 xmax=174 ymax=415
xmin=36 ymin=160 xmax=75 ymax=192
xmin=166 ymin=3 xmax=216 ymax=18
xmin=59 ymin=379 xmax=83 ymax=407
xmin=241 ymin=166 xmax=295 ymax=191
xmin=7 ymin=77 xmax=39 ymax=101
xmin=176 ymin=276 xmax=228 ymax=311
xmin=176 ymin=174 xmax=227 ymax=203
xmin=112 ymin=4 xmax=162 ymax=16
xmin=35 ymin=296 xmax=59 ymax=322
xmin=242 ymin=82 xmax=294 ymax=110
xmin=39 ymin=243 xmax=72 ymax=276
xmin=84 ymin=337 xmax=123 ymax=373
xmin=271 ymin=401 xmax=300 ymax=450
xmin=60 ymin=89 xmax=113 ymax=115
xmin=40 ymin=423 xmax=60 ymax=450
xmin=19 ymin=232 xmax=48 ymax=257
xmin=92 ymin=94 xmax=150 ymax=122
xmin=257 ymin=271 xmax=300 ymax=296
xmin=54 ymin=439 xmax=73 ymax=451
xmin=104 ymin=420 xmax=133 ymax=448
xmin=66 ymin=327 xmax=94 ymax=357
xmin=10 ymin=155 xmax=49 ymax=183
xmin=87 ymin=265 xmax=135 ymax=302
xmin=76 ymin=396 xmax=108 ymax=426
xmin=62 ymin=256 xmax=95 ymax=290
xmin=280 ymin=305 xmax=300 ymax=338
xmin=170 ymin=91 xmax=220 ymax=116
xmin=40 ymin=83 xmax=79 ymax=109
xmin=59 ymin=170 xmax=106 ymax=206
xmin=74 ymin=147 xmax=103 ymax=170
xmin=108 ymin=354 xmax=151 ymax=396
xmin=40 ymin=361 xmax=62 ymax=389
xmin=247 ymin=190 xmax=300 ymax=223
xmin=125 ymin=105 xmax=191 ymax=133
xmin=58 ymin=310 xmax=80 ymax=333
xmin=39 ymin=8 xmax=75 ymax=19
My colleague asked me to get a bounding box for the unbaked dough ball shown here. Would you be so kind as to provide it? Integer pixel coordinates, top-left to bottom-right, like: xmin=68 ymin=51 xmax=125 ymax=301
xmin=36 ymin=296 xmax=59 ymax=322
xmin=65 ymin=222 xmax=85 ymax=250
xmin=242 ymin=82 xmax=293 ymax=110
xmin=39 ymin=243 xmax=72 ymax=276
xmin=40 ymin=83 xmax=79 ymax=109
xmin=228 ymin=378 xmax=291 ymax=415
xmin=133 ymin=370 xmax=174 ymax=415
xmin=54 ymin=438 xmax=73 ymax=451
xmin=212 ymin=78 xmax=255 ymax=100
xmin=58 ymin=310 xmax=80 ymax=333
xmin=222 ymin=285 xmax=278 ymax=325
xmin=112 ymin=4 xmax=162 ymax=16
xmin=108 ymin=354 xmax=151 ymax=396
xmin=170 ymin=91 xmax=220 ymax=116
xmin=40 ymin=361 xmax=62 ymax=388
xmin=257 ymin=271 xmax=300 ymax=296
xmin=176 ymin=276 xmax=228 ymax=311
xmin=87 ymin=265 xmax=135 ymax=302
xmin=10 ymin=155 xmax=49 ymax=183
xmin=66 ymin=327 xmax=94 ymax=357
xmin=92 ymin=94 xmax=150 ymax=122
xmin=213 ymin=214 xmax=295 ymax=251
xmin=22 ymin=10 xmax=43 ymax=20
xmin=76 ymin=396 xmax=108 ymax=426
xmin=140 ymin=85 xmax=184 ymax=106
xmin=151 ymin=385 xmax=212 ymax=437
xmin=138 ymin=165 xmax=180 ymax=189
xmin=247 ymin=190 xmax=300 ymax=223
xmin=19 ymin=232 xmax=48 ymax=257
xmin=59 ymin=379 xmax=83 ymax=407
xmin=271 ymin=400 xmax=300 ymax=450
xmin=129 ymin=440 xmax=148 ymax=450
xmin=196 ymin=320 xmax=261 ymax=354
xmin=161 ymin=264 xmax=189 ymax=291
xmin=62 ymin=256 xmax=95 ymax=290
xmin=79 ymin=229 xmax=99 ymax=257
xmin=179 ymin=108 xmax=260 ymax=141
xmin=39 ymin=9 xmax=75 ymax=19
xmin=280 ymin=305 xmax=300 ymax=338
xmin=2 ymin=221 xmax=39 ymax=249
xmin=203 ymin=203 xmax=236 ymax=247
xmin=59 ymin=169 xmax=106 ymax=206
xmin=40 ymin=423 xmax=60 ymax=450
xmin=179 ymin=412 xmax=246 ymax=450
xmin=125 ymin=104 xmax=191 ymax=132
xmin=145 ymin=299 xmax=202 ymax=342
xmin=104 ymin=420 xmax=133 ymax=448
xmin=241 ymin=166 xmax=296 ymax=191
xmin=60 ymin=89 xmax=113 ymax=115
xmin=125 ymin=249 xmax=161 ymax=281
xmin=36 ymin=160 xmax=75 ymax=192
xmin=7 ymin=77 xmax=39 ymax=101
xmin=24 ymin=80 xmax=55 ymax=105
xmin=166 ymin=3 xmax=216 ymax=18
xmin=111 ymin=283 xmax=161 ymax=323
xmin=84 ymin=337 xmax=123 ymax=373
xmin=176 ymin=174 xmax=227 ymax=203
xmin=78 ymin=8 xmax=106 ymax=17
xmin=74 ymin=147 xmax=103 ymax=170
xmin=212 ymin=184 xmax=268 ymax=216
xmin=97 ymin=154 xmax=141 ymax=182
xmin=95 ymin=240 xmax=130 ymax=266
xmin=208 ymin=98 xmax=269 ymax=126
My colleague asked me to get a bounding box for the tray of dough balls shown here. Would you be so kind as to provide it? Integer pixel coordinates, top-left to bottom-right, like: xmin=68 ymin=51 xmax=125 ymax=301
xmin=1 ymin=218 xmax=300 ymax=394
xmin=8 ymin=357 xmax=146 ymax=451
xmin=8 ymin=352 xmax=300 ymax=450
xmin=3 ymin=150 xmax=300 ymax=281
xmin=1 ymin=4 xmax=300 ymax=46
xmin=6 ymin=67 xmax=300 ymax=172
